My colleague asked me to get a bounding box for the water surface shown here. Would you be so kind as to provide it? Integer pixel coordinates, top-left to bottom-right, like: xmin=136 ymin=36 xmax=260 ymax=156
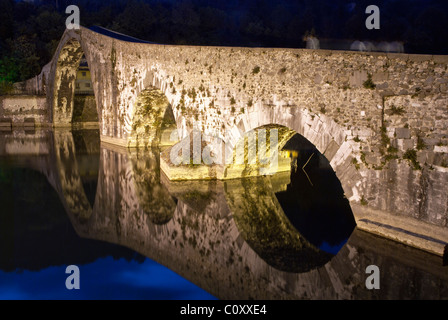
xmin=0 ymin=129 xmax=446 ymax=300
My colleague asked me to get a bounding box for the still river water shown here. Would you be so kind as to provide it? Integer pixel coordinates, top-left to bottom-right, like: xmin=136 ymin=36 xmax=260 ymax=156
xmin=0 ymin=128 xmax=447 ymax=299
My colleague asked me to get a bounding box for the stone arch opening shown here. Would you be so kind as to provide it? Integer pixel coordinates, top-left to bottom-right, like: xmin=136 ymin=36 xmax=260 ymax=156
xmin=128 ymin=87 xmax=178 ymax=148
xmin=225 ymin=120 xmax=356 ymax=258
xmin=52 ymin=39 xmax=99 ymax=127
xmin=72 ymin=55 xmax=98 ymax=128
xmin=223 ymin=124 xmax=297 ymax=178
xmin=230 ymin=105 xmax=361 ymax=210
xmin=275 ymin=132 xmax=356 ymax=255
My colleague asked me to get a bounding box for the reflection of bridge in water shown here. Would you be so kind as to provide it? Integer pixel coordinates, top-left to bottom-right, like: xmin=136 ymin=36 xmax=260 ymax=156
xmin=1 ymin=129 xmax=447 ymax=299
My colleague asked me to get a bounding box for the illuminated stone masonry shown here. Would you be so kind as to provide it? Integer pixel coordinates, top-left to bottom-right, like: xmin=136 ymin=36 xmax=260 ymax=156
xmin=5 ymin=26 xmax=448 ymax=257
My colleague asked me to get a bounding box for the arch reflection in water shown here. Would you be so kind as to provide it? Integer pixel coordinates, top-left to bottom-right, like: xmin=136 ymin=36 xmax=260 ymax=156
xmin=71 ymin=129 xmax=100 ymax=208
xmin=130 ymin=149 xmax=177 ymax=225
xmin=51 ymin=129 xmax=100 ymax=224
xmin=224 ymin=174 xmax=333 ymax=273
xmin=222 ymin=125 xmax=356 ymax=272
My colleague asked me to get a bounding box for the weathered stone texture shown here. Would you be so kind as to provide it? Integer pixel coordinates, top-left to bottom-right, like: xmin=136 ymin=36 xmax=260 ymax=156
xmin=0 ymin=95 xmax=48 ymax=126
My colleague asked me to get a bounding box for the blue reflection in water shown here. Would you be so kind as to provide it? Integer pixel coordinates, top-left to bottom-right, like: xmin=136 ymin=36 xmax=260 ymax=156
xmin=0 ymin=129 xmax=216 ymax=300
xmin=0 ymin=257 xmax=216 ymax=300
xmin=318 ymin=240 xmax=348 ymax=255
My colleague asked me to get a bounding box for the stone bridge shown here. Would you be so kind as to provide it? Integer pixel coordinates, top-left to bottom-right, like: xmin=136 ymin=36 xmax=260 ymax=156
xmin=6 ymin=26 xmax=448 ymax=257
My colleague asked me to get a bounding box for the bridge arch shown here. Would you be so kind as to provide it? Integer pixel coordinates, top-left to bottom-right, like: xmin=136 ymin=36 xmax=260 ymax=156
xmin=223 ymin=109 xmax=357 ymax=255
xmin=50 ymin=32 xmax=99 ymax=127
xmin=127 ymin=87 xmax=178 ymax=148
xmin=225 ymin=103 xmax=361 ymax=202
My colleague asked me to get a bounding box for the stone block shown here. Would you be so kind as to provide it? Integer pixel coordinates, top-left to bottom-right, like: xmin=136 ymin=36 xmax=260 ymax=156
xmin=323 ymin=141 xmax=339 ymax=162
xmin=397 ymin=138 xmax=414 ymax=151
xmin=434 ymin=145 xmax=448 ymax=153
xmin=423 ymin=138 xmax=439 ymax=148
xmin=425 ymin=152 xmax=435 ymax=164
xmin=395 ymin=128 xmax=410 ymax=139
xmin=365 ymin=154 xmax=381 ymax=166
xmin=353 ymin=128 xmax=372 ymax=138
xmin=237 ymin=119 xmax=246 ymax=134
xmin=417 ymin=151 xmax=427 ymax=164
xmin=376 ymin=83 xmax=389 ymax=90
xmin=372 ymin=71 xmax=388 ymax=82
xmin=433 ymin=153 xmax=446 ymax=166
xmin=317 ymin=132 xmax=332 ymax=153
xmin=349 ymin=70 xmax=368 ymax=88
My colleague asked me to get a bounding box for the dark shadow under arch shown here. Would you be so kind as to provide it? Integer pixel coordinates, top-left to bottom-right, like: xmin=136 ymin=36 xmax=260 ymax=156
xmin=276 ymin=133 xmax=356 ymax=255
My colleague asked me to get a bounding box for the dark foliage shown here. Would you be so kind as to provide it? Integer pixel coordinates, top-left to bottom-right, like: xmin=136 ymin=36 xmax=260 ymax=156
xmin=1 ymin=0 xmax=448 ymax=84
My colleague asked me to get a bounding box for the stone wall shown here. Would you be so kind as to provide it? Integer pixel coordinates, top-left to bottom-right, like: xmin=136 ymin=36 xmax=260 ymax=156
xmin=0 ymin=95 xmax=48 ymax=127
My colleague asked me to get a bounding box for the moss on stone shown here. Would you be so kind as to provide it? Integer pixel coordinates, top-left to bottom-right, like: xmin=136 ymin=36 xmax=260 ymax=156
xmin=361 ymin=195 xmax=368 ymax=206
xmin=363 ymin=73 xmax=376 ymax=89
xmin=390 ymin=104 xmax=405 ymax=115
xmin=403 ymin=149 xmax=421 ymax=170
xmin=252 ymin=66 xmax=260 ymax=74
xmin=416 ymin=135 xmax=426 ymax=150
